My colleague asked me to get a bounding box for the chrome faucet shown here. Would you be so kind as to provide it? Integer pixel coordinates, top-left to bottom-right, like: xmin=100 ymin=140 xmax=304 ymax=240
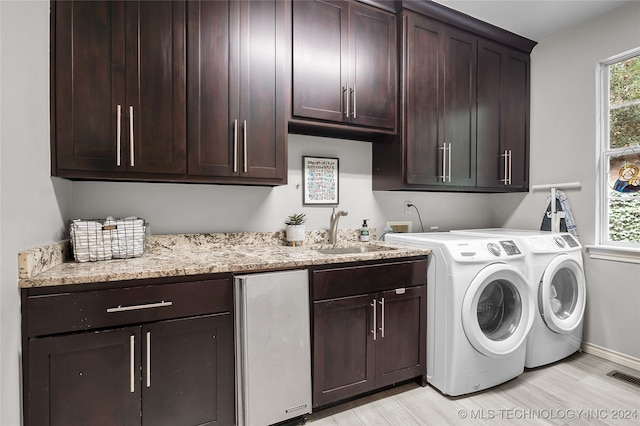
xmin=328 ymin=207 xmax=348 ymax=245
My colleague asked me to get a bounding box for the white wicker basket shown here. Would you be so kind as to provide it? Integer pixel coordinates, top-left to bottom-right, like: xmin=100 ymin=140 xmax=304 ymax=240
xmin=70 ymin=217 xmax=146 ymax=262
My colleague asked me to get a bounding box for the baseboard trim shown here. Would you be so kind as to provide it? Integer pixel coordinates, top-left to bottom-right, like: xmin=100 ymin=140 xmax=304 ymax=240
xmin=582 ymin=342 xmax=640 ymax=371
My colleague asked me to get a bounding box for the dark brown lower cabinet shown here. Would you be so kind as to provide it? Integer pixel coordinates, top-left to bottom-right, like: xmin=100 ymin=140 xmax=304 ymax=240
xmin=311 ymin=259 xmax=427 ymax=408
xmin=29 ymin=327 xmax=141 ymax=426
xmin=23 ymin=276 xmax=234 ymax=426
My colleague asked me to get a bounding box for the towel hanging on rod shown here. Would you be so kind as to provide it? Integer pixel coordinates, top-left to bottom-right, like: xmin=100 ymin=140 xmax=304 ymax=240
xmin=540 ymin=189 xmax=579 ymax=237
xmin=533 ymin=182 xmax=581 ymax=236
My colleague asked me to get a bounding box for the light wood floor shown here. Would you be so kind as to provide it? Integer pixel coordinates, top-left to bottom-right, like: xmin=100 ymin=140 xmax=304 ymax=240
xmin=307 ymin=353 xmax=640 ymax=425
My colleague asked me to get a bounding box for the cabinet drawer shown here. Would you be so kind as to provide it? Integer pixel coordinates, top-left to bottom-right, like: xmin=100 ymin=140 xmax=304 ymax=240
xmin=312 ymin=259 xmax=427 ymax=300
xmin=26 ymin=278 xmax=232 ymax=337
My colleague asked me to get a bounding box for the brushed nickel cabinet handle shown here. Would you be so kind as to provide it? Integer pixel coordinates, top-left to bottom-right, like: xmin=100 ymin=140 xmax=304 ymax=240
xmin=130 ymin=335 xmax=135 ymax=393
xmin=146 ymin=331 xmax=151 ymax=388
xmin=129 ymin=106 xmax=135 ymax=167
xmin=501 ymin=150 xmax=509 ymax=185
xmin=351 ymin=84 xmax=356 ymax=118
xmin=116 ymin=104 xmax=122 ymax=167
xmin=344 ymin=86 xmax=349 ymax=117
xmin=233 ymin=119 xmax=238 ymax=173
xmin=379 ymin=297 xmax=385 ymax=338
xmin=508 ymin=149 xmax=513 ymax=185
xmin=440 ymin=144 xmax=447 ymax=183
xmin=447 ymin=143 xmax=452 ymax=182
xmin=371 ymin=298 xmax=377 ymax=340
xmin=501 ymin=150 xmax=513 ymax=185
xmin=243 ymin=120 xmax=248 ymax=173
xmin=106 ymin=301 xmax=173 ymax=313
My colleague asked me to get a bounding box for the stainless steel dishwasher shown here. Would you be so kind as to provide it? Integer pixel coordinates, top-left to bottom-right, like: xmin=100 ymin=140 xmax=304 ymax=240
xmin=234 ymin=269 xmax=312 ymax=426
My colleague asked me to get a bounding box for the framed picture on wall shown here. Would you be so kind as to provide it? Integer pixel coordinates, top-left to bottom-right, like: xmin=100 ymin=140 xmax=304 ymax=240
xmin=303 ymin=156 xmax=339 ymax=205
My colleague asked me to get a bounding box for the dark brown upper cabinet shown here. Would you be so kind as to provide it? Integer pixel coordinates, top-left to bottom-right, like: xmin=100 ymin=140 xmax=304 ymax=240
xmin=51 ymin=0 xmax=287 ymax=185
xmin=476 ymin=39 xmax=530 ymax=190
xmin=187 ymin=0 xmax=288 ymax=184
xmin=373 ymin=1 xmax=536 ymax=193
xmin=52 ymin=1 xmax=186 ymax=179
xmin=291 ymin=0 xmax=397 ymax=138
xmin=403 ymin=13 xmax=477 ymax=187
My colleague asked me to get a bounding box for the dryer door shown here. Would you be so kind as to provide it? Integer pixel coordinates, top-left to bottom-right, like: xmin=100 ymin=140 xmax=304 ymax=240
xmin=462 ymin=263 xmax=534 ymax=358
xmin=539 ymin=255 xmax=585 ymax=334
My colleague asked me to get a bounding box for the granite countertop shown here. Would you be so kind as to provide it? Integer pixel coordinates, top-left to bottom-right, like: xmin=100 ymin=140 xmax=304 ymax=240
xmin=18 ymin=229 xmax=431 ymax=288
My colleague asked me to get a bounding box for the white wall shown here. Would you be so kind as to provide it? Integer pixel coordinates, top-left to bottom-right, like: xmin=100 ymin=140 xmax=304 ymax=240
xmin=494 ymin=1 xmax=640 ymax=359
xmin=0 ymin=1 xmax=72 ymax=425
xmin=72 ymin=133 xmax=496 ymax=236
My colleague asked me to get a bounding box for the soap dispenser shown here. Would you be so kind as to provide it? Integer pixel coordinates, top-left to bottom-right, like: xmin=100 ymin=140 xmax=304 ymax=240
xmin=359 ymin=219 xmax=370 ymax=242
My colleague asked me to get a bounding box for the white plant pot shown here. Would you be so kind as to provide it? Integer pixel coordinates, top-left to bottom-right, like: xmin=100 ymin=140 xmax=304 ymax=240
xmin=286 ymin=225 xmax=305 ymax=244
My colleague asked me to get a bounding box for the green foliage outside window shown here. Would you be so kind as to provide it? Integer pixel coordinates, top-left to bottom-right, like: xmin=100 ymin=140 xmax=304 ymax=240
xmin=609 ymin=194 xmax=640 ymax=243
xmin=609 ymin=56 xmax=640 ymax=149
xmin=608 ymin=54 xmax=640 ymax=244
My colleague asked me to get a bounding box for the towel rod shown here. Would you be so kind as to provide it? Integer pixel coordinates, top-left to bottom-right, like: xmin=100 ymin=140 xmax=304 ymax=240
xmin=531 ymin=182 xmax=581 ymax=191
xmin=531 ymin=182 xmax=581 ymax=233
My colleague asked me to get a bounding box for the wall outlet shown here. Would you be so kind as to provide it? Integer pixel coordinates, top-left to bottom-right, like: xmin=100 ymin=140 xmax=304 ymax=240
xmin=404 ymin=201 xmax=412 ymax=215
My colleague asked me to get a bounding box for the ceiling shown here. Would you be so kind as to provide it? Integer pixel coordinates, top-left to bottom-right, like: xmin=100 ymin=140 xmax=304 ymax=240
xmin=433 ymin=0 xmax=630 ymax=41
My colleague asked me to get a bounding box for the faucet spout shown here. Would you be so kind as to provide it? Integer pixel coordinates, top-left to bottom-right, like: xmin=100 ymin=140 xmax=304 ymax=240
xmin=329 ymin=208 xmax=348 ymax=245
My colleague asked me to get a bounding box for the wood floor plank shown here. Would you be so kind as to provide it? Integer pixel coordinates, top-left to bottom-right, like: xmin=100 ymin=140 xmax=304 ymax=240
xmin=306 ymin=353 xmax=640 ymax=426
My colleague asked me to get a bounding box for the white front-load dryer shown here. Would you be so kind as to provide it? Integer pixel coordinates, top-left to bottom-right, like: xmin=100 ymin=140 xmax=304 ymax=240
xmin=384 ymin=232 xmax=535 ymax=396
xmin=451 ymin=229 xmax=586 ymax=368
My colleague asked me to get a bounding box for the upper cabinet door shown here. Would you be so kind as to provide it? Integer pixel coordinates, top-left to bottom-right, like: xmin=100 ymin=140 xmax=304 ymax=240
xmin=292 ymin=0 xmax=347 ymax=123
xmin=124 ymin=1 xmax=186 ymax=175
xmin=404 ymin=13 xmax=476 ymax=187
xmin=442 ymin=25 xmax=477 ymax=187
xmin=238 ymin=0 xmax=288 ymax=180
xmin=349 ymin=3 xmax=397 ymax=129
xmin=187 ymin=0 xmax=287 ymax=183
xmin=502 ymin=50 xmax=530 ymax=189
xmin=404 ymin=12 xmax=443 ymax=185
xmin=54 ymin=1 xmax=126 ymax=173
xmin=187 ymin=0 xmax=235 ymax=177
xmin=292 ymin=0 xmax=396 ymax=131
xmin=54 ymin=1 xmax=186 ymax=177
xmin=477 ymin=39 xmax=530 ymax=189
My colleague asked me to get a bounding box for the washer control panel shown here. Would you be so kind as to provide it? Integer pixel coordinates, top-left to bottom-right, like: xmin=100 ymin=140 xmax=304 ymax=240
xmin=499 ymin=240 xmax=521 ymax=255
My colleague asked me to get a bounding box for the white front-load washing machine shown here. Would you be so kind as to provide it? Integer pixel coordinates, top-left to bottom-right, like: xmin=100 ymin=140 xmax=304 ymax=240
xmin=384 ymin=232 xmax=535 ymax=396
xmin=451 ymin=229 xmax=586 ymax=368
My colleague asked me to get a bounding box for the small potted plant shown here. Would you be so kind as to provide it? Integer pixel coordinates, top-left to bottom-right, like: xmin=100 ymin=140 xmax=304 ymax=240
xmin=285 ymin=213 xmax=307 ymax=246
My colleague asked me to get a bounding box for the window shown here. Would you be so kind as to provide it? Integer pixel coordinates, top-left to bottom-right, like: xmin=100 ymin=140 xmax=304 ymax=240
xmin=598 ymin=50 xmax=640 ymax=247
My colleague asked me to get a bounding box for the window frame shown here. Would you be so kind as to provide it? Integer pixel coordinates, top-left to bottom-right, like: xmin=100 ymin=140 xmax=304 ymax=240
xmin=596 ymin=48 xmax=640 ymax=250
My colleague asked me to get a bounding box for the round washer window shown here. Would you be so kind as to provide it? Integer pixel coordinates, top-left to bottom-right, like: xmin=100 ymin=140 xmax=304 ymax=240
xmin=547 ymin=268 xmax=578 ymax=320
xmin=477 ymin=279 xmax=522 ymax=341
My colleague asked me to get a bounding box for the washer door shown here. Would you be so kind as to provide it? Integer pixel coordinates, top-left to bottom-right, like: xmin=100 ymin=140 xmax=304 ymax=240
xmin=539 ymin=255 xmax=585 ymax=334
xmin=462 ymin=263 xmax=534 ymax=358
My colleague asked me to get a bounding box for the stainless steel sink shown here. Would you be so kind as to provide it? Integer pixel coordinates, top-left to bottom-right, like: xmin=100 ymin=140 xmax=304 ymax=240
xmin=315 ymin=245 xmax=396 ymax=255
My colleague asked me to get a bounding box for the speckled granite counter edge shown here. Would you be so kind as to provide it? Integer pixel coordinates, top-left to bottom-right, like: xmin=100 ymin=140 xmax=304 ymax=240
xmin=19 ymin=229 xmax=432 ymax=289
xmin=18 ymin=229 xmax=372 ymax=279
xmin=18 ymin=240 xmax=71 ymax=280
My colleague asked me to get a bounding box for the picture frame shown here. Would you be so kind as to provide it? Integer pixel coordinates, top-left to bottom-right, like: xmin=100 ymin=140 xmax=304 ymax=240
xmin=303 ymin=156 xmax=339 ymax=205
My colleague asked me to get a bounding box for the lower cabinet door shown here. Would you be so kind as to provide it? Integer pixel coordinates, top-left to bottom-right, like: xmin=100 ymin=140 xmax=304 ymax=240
xmin=313 ymin=294 xmax=375 ymax=408
xmin=27 ymin=314 xmax=234 ymax=426
xmin=28 ymin=327 xmax=142 ymax=426
xmin=375 ymin=285 xmax=427 ymax=388
xmin=141 ymin=313 xmax=234 ymax=426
